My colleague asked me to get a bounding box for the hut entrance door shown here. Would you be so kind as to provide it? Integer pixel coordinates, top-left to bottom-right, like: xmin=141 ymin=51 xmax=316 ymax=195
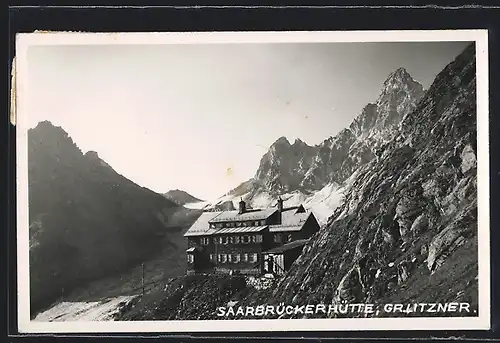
xmin=264 ymin=254 xmax=274 ymax=274
xmin=264 ymin=254 xmax=285 ymax=275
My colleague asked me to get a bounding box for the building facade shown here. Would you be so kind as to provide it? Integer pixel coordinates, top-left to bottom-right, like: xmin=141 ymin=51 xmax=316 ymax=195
xmin=184 ymin=198 xmax=320 ymax=276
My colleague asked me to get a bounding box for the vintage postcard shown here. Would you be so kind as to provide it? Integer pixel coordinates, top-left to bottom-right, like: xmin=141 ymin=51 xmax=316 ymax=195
xmin=15 ymin=30 xmax=490 ymax=333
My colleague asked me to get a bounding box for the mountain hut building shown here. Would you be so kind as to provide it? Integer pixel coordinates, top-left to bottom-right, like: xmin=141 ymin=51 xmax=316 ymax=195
xmin=183 ymin=198 xmax=320 ymax=276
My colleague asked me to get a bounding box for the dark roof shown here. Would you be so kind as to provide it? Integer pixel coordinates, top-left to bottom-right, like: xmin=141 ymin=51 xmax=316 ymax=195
xmin=263 ymin=239 xmax=309 ymax=254
xmin=184 ymin=203 xmax=316 ymax=237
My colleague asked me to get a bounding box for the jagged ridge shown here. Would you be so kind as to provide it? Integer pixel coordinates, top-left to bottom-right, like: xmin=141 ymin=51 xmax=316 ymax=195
xmin=201 ymin=66 xmax=425 ymax=214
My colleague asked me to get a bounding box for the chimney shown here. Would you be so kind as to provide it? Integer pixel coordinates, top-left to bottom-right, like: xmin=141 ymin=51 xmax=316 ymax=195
xmin=277 ymin=197 xmax=284 ymax=225
xmin=238 ymin=198 xmax=246 ymax=214
xmin=277 ymin=197 xmax=284 ymax=212
xmin=278 ymin=197 xmax=283 ymax=212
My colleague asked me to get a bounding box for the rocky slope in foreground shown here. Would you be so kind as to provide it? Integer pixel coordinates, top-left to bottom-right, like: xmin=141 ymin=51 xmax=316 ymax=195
xmin=117 ymin=43 xmax=478 ymax=320
xmin=241 ymin=42 xmax=479 ymax=318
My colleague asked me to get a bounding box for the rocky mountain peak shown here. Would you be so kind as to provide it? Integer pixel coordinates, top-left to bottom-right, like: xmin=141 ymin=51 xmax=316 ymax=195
xmin=254 ymin=136 xmax=318 ymax=195
xmin=222 ymin=66 xmax=429 ymax=206
xmin=384 ymin=66 xmax=411 ymax=81
xmin=378 ymin=67 xmax=424 ymax=107
xmin=31 ymin=120 xmax=70 ymax=141
xmin=381 ymin=67 xmax=420 ymax=90
xmin=299 ymin=68 xmax=425 ymax=191
xmin=34 ymin=120 xmax=61 ymax=131
xmin=271 ymin=136 xmax=291 ymax=147
xmin=292 ymin=138 xmax=306 ymax=146
xmin=29 ymin=121 xmax=83 ymax=163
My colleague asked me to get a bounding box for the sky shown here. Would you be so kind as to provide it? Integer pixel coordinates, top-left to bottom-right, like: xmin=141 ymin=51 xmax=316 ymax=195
xmin=26 ymin=41 xmax=471 ymax=200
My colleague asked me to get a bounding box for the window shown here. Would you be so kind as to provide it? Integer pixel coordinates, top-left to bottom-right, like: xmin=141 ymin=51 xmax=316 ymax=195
xmin=261 ymin=220 xmax=266 ymax=226
xmin=274 ymin=233 xmax=282 ymax=243
xmin=217 ymin=254 xmax=222 ymax=263
xmin=243 ymin=235 xmax=249 ymax=244
xmin=251 ymin=235 xmax=256 ymax=243
xmin=234 ymin=254 xmax=240 ymax=263
xmin=286 ymin=234 xmax=292 ymax=242
xmin=213 ymin=237 xmax=218 ymax=244
xmin=256 ymin=234 xmax=263 ymax=243
xmin=187 ymin=254 xmax=194 ymax=264
xmin=243 ymin=253 xmax=248 ymax=262
xmin=221 ymin=254 xmax=227 ymax=263
xmin=209 ymin=254 xmax=214 ymax=261
xmin=249 ymin=253 xmax=258 ymax=263
xmin=200 ymin=237 xmax=209 ymax=245
xmin=228 ymin=254 xmax=233 ymax=263
xmin=223 ymin=236 xmax=229 ymax=245
xmin=234 ymin=236 xmax=240 ymax=244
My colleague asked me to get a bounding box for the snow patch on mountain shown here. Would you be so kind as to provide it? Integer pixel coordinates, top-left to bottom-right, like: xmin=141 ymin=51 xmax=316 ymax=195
xmin=33 ymin=296 xmax=137 ymax=322
xmin=303 ymin=183 xmax=344 ymax=224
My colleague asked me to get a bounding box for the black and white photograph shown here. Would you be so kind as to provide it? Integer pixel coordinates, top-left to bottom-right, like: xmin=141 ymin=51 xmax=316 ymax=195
xmin=15 ymin=30 xmax=490 ymax=332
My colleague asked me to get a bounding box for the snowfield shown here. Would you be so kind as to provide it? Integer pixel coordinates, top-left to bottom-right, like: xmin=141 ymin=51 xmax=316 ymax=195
xmin=303 ymin=183 xmax=345 ymax=225
xmin=33 ymin=295 xmax=137 ymax=322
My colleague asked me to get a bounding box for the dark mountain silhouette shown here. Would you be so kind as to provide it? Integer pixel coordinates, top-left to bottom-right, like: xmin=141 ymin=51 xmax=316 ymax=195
xmin=28 ymin=121 xmax=201 ymax=316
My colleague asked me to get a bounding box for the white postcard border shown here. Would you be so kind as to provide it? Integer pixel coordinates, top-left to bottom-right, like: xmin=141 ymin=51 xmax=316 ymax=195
xmin=15 ymin=29 xmax=490 ymax=333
